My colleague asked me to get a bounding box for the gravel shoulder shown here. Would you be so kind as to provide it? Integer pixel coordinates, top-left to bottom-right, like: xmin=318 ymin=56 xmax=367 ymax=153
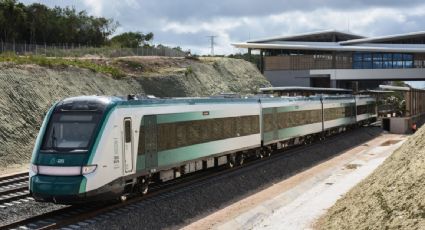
xmin=0 ymin=163 xmax=28 ymax=176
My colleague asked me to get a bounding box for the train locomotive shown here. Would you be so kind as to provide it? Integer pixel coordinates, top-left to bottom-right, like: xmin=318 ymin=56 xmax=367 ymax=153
xmin=29 ymin=94 xmax=377 ymax=204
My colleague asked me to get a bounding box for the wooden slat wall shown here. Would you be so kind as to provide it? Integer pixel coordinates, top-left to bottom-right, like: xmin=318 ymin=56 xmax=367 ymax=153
xmin=406 ymin=89 xmax=425 ymax=117
xmin=264 ymin=54 xmax=352 ymax=71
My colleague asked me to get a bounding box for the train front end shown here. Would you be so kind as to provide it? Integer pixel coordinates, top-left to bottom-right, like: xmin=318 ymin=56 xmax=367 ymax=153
xmin=29 ymin=96 xmax=114 ymax=204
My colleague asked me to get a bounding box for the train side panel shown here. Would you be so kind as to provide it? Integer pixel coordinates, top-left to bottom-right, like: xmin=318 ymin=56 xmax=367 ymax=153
xmin=136 ymin=102 xmax=261 ymax=173
xmin=322 ymin=96 xmax=356 ymax=130
xmin=260 ymin=97 xmax=323 ymax=145
xmin=356 ymin=96 xmax=377 ymax=123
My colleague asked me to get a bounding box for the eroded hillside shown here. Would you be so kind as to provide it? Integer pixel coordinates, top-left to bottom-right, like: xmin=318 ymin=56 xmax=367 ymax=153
xmin=0 ymin=57 xmax=270 ymax=168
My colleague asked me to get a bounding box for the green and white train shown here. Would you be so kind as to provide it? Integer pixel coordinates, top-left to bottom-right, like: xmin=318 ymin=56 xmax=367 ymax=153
xmin=29 ymin=94 xmax=376 ymax=203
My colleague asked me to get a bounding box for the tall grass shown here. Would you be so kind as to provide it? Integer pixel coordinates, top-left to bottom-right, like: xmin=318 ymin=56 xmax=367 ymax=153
xmin=0 ymin=53 xmax=126 ymax=78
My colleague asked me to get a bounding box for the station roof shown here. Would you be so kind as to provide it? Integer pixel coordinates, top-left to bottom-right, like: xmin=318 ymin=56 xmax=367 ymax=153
xmin=247 ymin=30 xmax=364 ymax=43
xmin=233 ymin=30 xmax=425 ymax=53
xmin=259 ymin=86 xmax=352 ymax=94
xmin=340 ymin=31 xmax=425 ymax=45
xmin=232 ymin=41 xmax=425 ymax=53
xmin=358 ymin=90 xmax=395 ymax=94
xmin=379 ymin=85 xmax=410 ymax=91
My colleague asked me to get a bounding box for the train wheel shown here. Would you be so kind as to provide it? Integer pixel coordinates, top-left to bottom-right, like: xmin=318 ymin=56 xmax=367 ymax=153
xmin=236 ymin=154 xmax=244 ymax=166
xmin=227 ymin=154 xmax=236 ymax=168
xmin=263 ymin=147 xmax=272 ymax=158
xmin=120 ymin=195 xmax=128 ymax=202
xmin=258 ymin=152 xmax=264 ymax=159
xmin=255 ymin=149 xmax=263 ymax=159
xmin=141 ymin=178 xmax=149 ymax=195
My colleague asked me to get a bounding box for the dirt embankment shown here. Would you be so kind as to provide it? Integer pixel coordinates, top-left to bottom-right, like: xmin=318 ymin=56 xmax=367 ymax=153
xmin=317 ymin=126 xmax=425 ymax=229
xmin=0 ymin=57 xmax=270 ymax=169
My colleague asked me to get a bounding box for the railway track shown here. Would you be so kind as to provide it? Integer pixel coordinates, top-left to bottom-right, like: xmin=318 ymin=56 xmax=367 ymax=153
xmin=0 ymin=127 xmax=380 ymax=230
xmin=0 ymin=172 xmax=32 ymax=208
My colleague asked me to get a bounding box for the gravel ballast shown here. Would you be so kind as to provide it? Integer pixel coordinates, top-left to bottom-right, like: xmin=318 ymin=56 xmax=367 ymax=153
xmin=0 ymin=200 xmax=66 ymax=226
xmin=83 ymin=127 xmax=382 ymax=230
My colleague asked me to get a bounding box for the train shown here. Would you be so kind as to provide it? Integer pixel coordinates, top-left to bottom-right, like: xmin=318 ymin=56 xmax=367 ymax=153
xmin=29 ymin=94 xmax=377 ymax=204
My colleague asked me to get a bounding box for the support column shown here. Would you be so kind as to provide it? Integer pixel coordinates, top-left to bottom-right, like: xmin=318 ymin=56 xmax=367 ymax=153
xmin=260 ymin=50 xmax=264 ymax=74
xmin=330 ymin=80 xmax=337 ymax=88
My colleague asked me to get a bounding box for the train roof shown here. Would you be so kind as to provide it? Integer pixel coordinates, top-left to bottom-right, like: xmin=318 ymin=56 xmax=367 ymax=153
xmin=259 ymin=86 xmax=353 ymax=95
xmin=55 ymin=94 xmax=363 ymax=108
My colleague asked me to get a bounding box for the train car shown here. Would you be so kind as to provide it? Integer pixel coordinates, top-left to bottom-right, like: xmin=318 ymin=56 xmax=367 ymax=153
xmin=29 ymin=93 xmax=377 ymax=204
xmin=355 ymin=95 xmax=377 ymax=125
xmin=322 ymin=95 xmax=357 ymax=134
xmin=260 ymin=96 xmax=323 ymax=146
xmin=29 ymin=96 xmax=262 ymax=203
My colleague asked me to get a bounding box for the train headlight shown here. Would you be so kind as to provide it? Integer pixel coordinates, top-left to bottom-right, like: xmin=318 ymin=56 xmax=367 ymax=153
xmin=81 ymin=165 xmax=97 ymax=175
xmin=30 ymin=164 xmax=38 ymax=174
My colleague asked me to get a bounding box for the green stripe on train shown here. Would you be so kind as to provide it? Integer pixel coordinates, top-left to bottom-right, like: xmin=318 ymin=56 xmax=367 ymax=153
xmin=79 ymin=176 xmax=87 ymax=193
xmin=155 ymin=136 xmax=259 ymax=167
xmin=156 ymin=110 xmax=237 ymax=124
xmin=136 ymin=155 xmax=146 ymax=171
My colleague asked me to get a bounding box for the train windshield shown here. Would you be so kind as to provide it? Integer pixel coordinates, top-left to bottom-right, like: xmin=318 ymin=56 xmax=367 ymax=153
xmin=41 ymin=113 xmax=101 ymax=152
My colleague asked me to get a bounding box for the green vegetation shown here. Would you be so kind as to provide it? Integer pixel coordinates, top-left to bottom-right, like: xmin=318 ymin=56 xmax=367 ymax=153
xmin=0 ymin=0 xmax=117 ymax=46
xmin=110 ymin=32 xmax=154 ymax=48
xmin=0 ymin=1 xmax=188 ymax=57
xmin=185 ymin=66 xmax=193 ymax=76
xmin=116 ymin=59 xmax=144 ymax=71
xmin=0 ymin=53 xmax=125 ymax=78
xmin=379 ymin=81 xmax=407 ymax=116
xmin=228 ymin=53 xmax=261 ymax=68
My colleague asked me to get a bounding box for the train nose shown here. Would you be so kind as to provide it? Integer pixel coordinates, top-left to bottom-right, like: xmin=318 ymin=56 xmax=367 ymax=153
xmin=30 ymin=175 xmax=86 ymax=197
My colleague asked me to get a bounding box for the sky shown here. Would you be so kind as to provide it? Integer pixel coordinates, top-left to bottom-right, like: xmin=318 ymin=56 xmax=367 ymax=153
xmin=20 ymin=0 xmax=425 ymax=56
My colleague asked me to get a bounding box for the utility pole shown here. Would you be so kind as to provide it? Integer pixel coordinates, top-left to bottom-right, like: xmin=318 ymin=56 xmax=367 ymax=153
xmin=207 ymin=35 xmax=217 ymax=56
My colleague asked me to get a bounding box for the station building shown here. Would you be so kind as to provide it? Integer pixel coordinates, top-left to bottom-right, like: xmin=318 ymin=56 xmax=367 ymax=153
xmin=232 ymin=30 xmax=425 ymax=91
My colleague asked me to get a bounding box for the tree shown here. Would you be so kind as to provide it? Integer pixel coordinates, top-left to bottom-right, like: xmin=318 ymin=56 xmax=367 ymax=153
xmin=0 ymin=0 xmax=27 ymax=42
xmin=0 ymin=0 xmax=116 ymax=45
xmin=110 ymin=32 xmax=154 ymax=48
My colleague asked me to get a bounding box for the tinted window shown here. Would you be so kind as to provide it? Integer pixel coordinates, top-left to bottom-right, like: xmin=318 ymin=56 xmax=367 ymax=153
xmin=41 ymin=113 xmax=100 ymax=151
xmin=150 ymin=115 xmax=260 ymax=152
xmin=124 ymin=120 xmax=132 ymax=143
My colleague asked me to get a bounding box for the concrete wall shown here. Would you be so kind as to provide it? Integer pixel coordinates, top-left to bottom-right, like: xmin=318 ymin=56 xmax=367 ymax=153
xmin=310 ymin=68 xmax=425 ymax=81
xmin=264 ymin=70 xmax=311 ymax=87
xmin=383 ymin=113 xmax=425 ymax=134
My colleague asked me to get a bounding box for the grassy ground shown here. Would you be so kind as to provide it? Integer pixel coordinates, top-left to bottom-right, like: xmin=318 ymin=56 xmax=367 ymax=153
xmin=0 ymin=53 xmax=125 ymax=78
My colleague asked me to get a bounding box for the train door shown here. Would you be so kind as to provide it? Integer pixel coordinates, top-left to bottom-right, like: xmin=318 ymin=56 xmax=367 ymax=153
xmin=123 ymin=118 xmax=134 ymax=173
xmin=271 ymin=107 xmax=278 ymax=141
xmin=144 ymin=115 xmax=158 ymax=170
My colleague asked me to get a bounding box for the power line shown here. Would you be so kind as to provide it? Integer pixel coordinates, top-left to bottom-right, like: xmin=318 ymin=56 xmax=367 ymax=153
xmin=207 ymin=35 xmax=217 ymax=56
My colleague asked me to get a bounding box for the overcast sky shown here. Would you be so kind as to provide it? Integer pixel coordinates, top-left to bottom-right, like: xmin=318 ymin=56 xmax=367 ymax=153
xmin=20 ymin=0 xmax=425 ymax=56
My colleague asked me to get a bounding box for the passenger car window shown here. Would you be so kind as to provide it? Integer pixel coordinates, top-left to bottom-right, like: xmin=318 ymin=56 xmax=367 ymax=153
xmin=124 ymin=119 xmax=132 ymax=143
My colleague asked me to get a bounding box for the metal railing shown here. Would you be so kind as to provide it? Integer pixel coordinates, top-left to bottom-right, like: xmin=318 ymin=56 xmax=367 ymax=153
xmin=0 ymin=42 xmax=188 ymax=58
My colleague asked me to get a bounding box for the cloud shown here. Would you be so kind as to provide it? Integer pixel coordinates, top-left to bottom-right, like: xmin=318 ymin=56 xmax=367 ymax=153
xmin=18 ymin=0 xmax=425 ymax=55
xmin=82 ymin=0 xmax=103 ymax=16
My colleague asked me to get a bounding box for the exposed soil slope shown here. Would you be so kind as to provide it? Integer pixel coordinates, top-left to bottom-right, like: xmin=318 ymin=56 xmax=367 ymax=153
xmin=0 ymin=57 xmax=270 ymax=168
xmin=113 ymin=56 xmax=270 ymax=97
xmin=317 ymin=127 xmax=425 ymax=229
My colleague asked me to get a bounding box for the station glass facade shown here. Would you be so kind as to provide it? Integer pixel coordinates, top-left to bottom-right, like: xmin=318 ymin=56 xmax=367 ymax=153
xmin=352 ymin=52 xmax=413 ymax=69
